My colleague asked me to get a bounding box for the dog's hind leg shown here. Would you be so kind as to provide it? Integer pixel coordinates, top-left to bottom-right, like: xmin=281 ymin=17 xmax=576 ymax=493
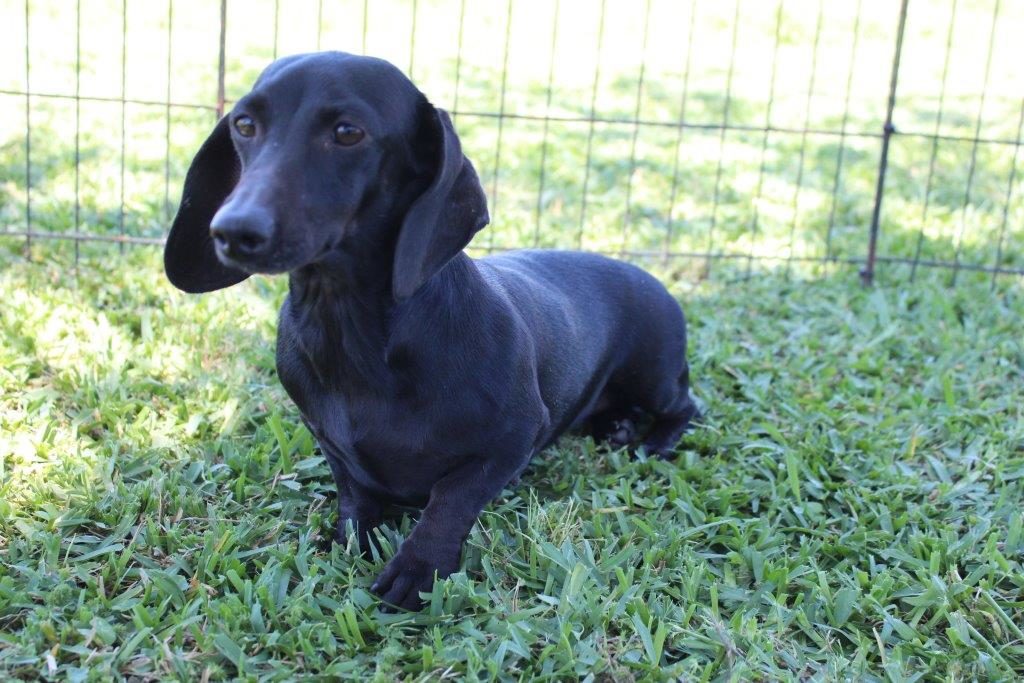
xmin=639 ymin=363 xmax=701 ymax=459
xmin=587 ymin=405 xmax=640 ymax=448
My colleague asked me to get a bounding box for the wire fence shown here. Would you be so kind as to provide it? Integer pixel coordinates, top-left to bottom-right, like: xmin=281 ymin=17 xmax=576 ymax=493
xmin=1 ymin=0 xmax=1022 ymax=286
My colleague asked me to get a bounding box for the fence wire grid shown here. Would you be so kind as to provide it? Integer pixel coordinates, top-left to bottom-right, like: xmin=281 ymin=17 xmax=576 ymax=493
xmin=1 ymin=0 xmax=1022 ymax=286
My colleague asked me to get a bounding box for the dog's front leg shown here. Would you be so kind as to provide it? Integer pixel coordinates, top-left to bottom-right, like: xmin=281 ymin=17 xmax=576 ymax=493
xmin=371 ymin=454 xmax=527 ymax=611
xmin=324 ymin=454 xmax=383 ymax=554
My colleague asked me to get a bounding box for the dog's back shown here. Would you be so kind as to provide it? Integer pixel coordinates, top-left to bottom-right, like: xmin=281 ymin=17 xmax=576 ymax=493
xmin=478 ymin=250 xmax=695 ymax=448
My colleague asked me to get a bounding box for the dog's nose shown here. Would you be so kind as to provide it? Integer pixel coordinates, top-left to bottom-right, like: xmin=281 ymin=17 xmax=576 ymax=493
xmin=210 ymin=207 xmax=274 ymax=259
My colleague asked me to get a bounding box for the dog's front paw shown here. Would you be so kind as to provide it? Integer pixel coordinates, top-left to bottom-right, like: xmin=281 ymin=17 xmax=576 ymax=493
xmin=371 ymin=540 xmax=459 ymax=611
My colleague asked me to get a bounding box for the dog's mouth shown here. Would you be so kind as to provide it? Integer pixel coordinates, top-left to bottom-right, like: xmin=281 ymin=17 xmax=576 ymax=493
xmin=212 ymin=222 xmax=350 ymax=275
xmin=213 ymin=238 xmax=296 ymax=275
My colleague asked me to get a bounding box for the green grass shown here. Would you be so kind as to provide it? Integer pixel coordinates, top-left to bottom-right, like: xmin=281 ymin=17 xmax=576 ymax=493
xmin=1 ymin=246 xmax=1022 ymax=680
xmin=2 ymin=1 xmax=1023 ymax=679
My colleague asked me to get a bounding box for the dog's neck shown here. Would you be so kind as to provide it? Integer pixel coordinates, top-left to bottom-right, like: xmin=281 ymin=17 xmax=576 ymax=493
xmin=286 ymin=250 xmax=477 ymax=391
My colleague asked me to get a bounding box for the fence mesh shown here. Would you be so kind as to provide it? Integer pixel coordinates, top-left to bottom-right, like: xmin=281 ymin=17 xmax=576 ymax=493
xmin=1 ymin=0 xmax=1021 ymax=285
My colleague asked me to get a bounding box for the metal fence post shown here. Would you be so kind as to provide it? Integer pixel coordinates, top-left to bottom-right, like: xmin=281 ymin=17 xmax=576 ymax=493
xmin=23 ymin=0 xmax=31 ymax=257
xmin=216 ymin=0 xmax=227 ymax=119
xmin=861 ymin=0 xmax=909 ymax=286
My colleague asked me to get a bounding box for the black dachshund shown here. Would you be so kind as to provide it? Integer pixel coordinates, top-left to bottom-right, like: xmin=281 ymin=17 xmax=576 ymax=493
xmin=165 ymin=52 xmax=699 ymax=611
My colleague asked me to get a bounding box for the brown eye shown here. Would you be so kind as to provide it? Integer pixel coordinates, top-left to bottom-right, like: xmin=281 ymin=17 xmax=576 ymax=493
xmin=234 ymin=115 xmax=256 ymax=137
xmin=334 ymin=123 xmax=364 ymax=146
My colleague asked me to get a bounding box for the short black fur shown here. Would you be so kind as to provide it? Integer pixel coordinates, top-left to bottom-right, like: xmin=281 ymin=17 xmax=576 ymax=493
xmin=165 ymin=52 xmax=700 ymax=611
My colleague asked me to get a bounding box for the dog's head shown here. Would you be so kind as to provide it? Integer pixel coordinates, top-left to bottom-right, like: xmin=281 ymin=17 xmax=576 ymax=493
xmin=164 ymin=52 xmax=489 ymax=300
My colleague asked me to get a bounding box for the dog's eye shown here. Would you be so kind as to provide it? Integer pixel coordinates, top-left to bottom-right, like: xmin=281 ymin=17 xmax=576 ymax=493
xmin=234 ymin=116 xmax=256 ymax=138
xmin=334 ymin=123 xmax=364 ymax=146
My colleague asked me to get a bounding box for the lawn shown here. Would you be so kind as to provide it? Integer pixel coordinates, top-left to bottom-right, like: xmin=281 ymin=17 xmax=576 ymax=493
xmin=2 ymin=0 xmax=1024 ymax=679
xmin=1 ymin=246 xmax=1022 ymax=680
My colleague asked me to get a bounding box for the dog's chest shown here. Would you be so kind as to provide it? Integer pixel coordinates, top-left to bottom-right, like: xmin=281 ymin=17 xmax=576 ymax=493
xmin=278 ymin=354 xmax=453 ymax=502
xmin=274 ymin=291 xmax=533 ymax=502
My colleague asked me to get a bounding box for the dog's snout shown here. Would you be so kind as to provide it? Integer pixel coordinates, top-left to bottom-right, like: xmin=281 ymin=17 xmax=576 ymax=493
xmin=210 ymin=206 xmax=274 ymax=259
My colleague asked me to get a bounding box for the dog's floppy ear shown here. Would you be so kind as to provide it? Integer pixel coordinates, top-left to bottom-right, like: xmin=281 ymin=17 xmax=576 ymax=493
xmin=164 ymin=116 xmax=250 ymax=293
xmin=392 ymin=106 xmax=489 ymax=301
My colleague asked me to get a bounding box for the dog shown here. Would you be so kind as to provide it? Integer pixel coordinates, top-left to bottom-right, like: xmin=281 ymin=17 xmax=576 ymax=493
xmin=165 ymin=52 xmax=700 ymax=611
